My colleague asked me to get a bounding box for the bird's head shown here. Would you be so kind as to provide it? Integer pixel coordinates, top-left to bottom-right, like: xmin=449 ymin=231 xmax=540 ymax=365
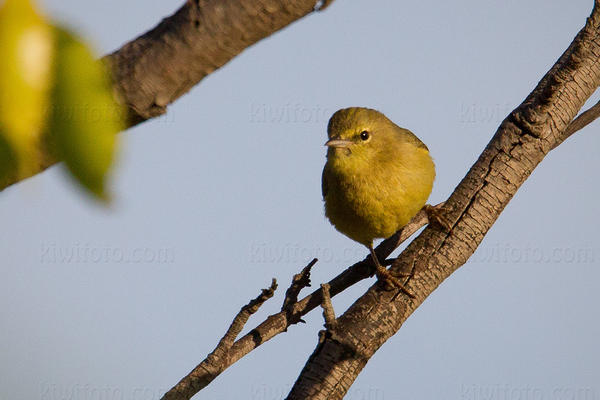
xmin=325 ymin=107 xmax=412 ymax=173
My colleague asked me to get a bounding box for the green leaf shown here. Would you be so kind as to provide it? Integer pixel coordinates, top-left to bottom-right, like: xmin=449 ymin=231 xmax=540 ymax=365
xmin=48 ymin=27 xmax=124 ymax=201
xmin=0 ymin=0 xmax=52 ymax=178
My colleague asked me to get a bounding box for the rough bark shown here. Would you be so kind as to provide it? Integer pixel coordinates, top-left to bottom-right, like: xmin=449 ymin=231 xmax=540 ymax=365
xmin=159 ymin=210 xmax=433 ymax=400
xmin=286 ymin=3 xmax=600 ymax=399
xmin=0 ymin=0 xmax=327 ymax=191
xmin=161 ymin=280 xmax=278 ymax=400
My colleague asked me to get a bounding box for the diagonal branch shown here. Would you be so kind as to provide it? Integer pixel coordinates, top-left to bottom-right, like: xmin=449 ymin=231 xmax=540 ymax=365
xmin=282 ymin=258 xmax=317 ymax=318
xmin=552 ymin=98 xmax=600 ymax=150
xmin=286 ymin=3 xmax=600 ymax=399
xmin=0 ymin=0 xmax=333 ymax=192
xmin=159 ymin=206 xmax=432 ymax=399
xmin=161 ymin=279 xmax=277 ymax=400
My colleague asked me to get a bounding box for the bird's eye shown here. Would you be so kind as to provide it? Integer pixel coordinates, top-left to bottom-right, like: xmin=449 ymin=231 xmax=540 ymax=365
xmin=359 ymin=131 xmax=370 ymax=141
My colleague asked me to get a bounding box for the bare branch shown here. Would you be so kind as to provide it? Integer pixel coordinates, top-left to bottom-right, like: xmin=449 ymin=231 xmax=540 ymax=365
xmin=225 ymin=204 xmax=432 ymax=363
xmin=161 ymin=279 xmax=277 ymax=400
xmin=221 ymin=279 xmax=278 ymax=349
xmin=159 ymin=203 xmax=432 ymax=398
xmin=0 ymin=0 xmax=333 ymax=191
xmin=287 ymin=4 xmax=600 ymax=399
xmin=552 ymin=99 xmax=600 ymax=150
xmin=282 ymin=258 xmax=317 ymax=319
xmin=320 ymin=284 xmax=337 ymax=330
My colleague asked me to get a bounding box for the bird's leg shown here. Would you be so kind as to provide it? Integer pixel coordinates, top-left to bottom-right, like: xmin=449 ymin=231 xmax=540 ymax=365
xmin=369 ymin=245 xmax=415 ymax=299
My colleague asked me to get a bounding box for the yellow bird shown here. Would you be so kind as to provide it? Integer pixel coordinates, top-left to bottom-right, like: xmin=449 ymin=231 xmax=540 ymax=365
xmin=322 ymin=107 xmax=435 ymax=296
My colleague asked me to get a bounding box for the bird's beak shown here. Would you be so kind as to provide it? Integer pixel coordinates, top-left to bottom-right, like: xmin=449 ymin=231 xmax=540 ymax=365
xmin=325 ymin=138 xmax=353 ymax=148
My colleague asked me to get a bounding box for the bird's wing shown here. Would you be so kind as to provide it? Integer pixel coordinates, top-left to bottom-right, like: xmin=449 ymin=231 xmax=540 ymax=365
xmin=321 ymin=166 xmax=329 ymax=198
xmin=407 ymin=130 xmax=429 ymax=151
xmin=398 ymin=127 xmax=429 ymax=151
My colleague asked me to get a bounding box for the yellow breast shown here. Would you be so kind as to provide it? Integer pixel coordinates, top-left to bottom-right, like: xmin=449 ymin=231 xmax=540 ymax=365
xmin=323 ymin=145 xmax=434 ymax=246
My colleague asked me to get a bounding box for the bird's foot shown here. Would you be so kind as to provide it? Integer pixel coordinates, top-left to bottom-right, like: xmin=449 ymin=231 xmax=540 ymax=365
xmin=369 ymin=246 xmax=415 ymax=299
xmin=374 ymin=264 xmax=415 ymax=299
xmin=423 ymin=203 xmax=453 ymax=232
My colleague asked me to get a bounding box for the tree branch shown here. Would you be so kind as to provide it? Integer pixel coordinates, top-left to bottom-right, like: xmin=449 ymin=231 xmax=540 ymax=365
xmin=0 ymin=0 xmax=332 ymax=192
xmin=159 ymin=206 xmax=432 ymax=399
xmin=282 ymin=258 xmax=317 ymax=319
xmin=319 ymin=283 xmax=337 ymax=330
xmin=161 ymin=279 xmax=277 ymax=400
xmin=552 ymin=98 xmax=600 ymax=150
xmin=286 ymin=4 xmax=600 ymax=399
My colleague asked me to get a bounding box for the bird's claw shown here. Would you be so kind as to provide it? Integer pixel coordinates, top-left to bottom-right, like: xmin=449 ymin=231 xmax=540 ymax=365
xmin=423 ymin=203 xmax=453 ymax=232
xmin=374 ymin=264 xmax=415 ymax=299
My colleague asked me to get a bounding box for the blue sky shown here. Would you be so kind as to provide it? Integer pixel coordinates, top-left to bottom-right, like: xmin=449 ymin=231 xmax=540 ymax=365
xmin=1 ymin=1 xmax=599 ymax=399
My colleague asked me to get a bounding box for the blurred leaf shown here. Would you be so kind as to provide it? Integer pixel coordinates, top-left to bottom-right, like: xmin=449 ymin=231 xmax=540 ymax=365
xmin=0 ymin=135 xmax=17 ymax=183
xmin=48 ymin=27 xmax=124 ymax=201
xmin=0 ymin=0 xmax=53 ymax=179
